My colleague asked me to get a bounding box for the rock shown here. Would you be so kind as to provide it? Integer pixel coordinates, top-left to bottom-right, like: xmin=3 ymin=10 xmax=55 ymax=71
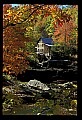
xmin=3 ymin=79 xmax=14 ymax=86
xmin=27 ymin=79 xmax=50 ymax=91
xmin=70 ymin=100 xmax=77 ymax=109
xmin=37 ymin=113 xmax=41 ymax=115
xmin=49 ymin=82 xmax=73 ymax=90
xmin=19 ymin=79 xmax=50 ymax=94
xmin=56 ymin=82 xmax=73 ymax=88
xmin=26 ymin=79 xmax=50 ymax=93
xmin=68 ymin=108 xmax=77 ymax=115
xmin=72 ymin=84 xmax=77 ymax=88
xmin=51 ymin=88 xmax=61 ymax=92
xmin=2 ymin=86 xmax=15 ymax=93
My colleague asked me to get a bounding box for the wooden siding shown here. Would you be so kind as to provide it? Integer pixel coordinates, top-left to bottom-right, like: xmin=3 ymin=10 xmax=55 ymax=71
xmin=36 ymin=39 xmax=50 ymax=56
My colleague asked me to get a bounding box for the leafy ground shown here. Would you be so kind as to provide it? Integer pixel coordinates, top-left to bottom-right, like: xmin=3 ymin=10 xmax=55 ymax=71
xmin=3 ymin=99 xmax=77 ymax=115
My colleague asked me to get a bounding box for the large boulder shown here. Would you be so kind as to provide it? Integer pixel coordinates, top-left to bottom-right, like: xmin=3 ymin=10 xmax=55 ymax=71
xmin=28 ymin=79 xmax=50 ymax=90
xmin=19 ymin=79 xmax=50 ymax=93
xmin=27 ymin=79 xmax=50 ymax=93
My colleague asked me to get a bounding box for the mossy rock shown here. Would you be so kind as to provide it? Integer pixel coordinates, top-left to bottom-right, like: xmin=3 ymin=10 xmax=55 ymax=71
xmin=70 ymin=100 xmax=77 ymax=109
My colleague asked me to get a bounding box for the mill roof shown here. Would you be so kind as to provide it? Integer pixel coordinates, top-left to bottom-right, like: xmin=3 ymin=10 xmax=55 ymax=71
xmin=38 ymin=38 xmax=54 ymax=46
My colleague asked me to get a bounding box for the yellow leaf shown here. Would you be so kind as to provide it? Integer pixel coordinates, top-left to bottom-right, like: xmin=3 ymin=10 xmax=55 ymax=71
xmin=73 ymin=84 xmax=77 ymax=88
xmin=7 ymin=10 xmax=10 ymax=13
xmin=71 ymin=100 xmax=77 ymax=108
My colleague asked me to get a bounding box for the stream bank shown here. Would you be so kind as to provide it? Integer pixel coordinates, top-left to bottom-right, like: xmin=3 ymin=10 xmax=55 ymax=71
xmin=2 ymin=74 xmax=77 ymax=115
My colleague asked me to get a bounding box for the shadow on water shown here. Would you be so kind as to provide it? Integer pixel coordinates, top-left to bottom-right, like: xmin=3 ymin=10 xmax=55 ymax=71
xmin=17 ymin=68 xmax=78 ymax=83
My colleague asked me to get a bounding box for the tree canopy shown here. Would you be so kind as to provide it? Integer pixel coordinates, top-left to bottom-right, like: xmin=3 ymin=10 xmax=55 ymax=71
xmin=3 ymin=4 xmax=78 ymax=75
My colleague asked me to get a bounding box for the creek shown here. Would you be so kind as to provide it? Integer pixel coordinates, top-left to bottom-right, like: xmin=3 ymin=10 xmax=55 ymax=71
xmin=3 ymin=64 xmax=77 ymax=115
xmin=17 ymin=67 xmax=78 ymax=83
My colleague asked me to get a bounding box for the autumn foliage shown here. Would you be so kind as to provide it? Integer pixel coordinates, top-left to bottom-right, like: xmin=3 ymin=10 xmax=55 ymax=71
xmin=54 ymin=20 xmax=76 ymax=44
xmin=3 ymin=25 xmax=31 ymax=75
xmin=3 ymin=4 xmax=78 ymax=75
